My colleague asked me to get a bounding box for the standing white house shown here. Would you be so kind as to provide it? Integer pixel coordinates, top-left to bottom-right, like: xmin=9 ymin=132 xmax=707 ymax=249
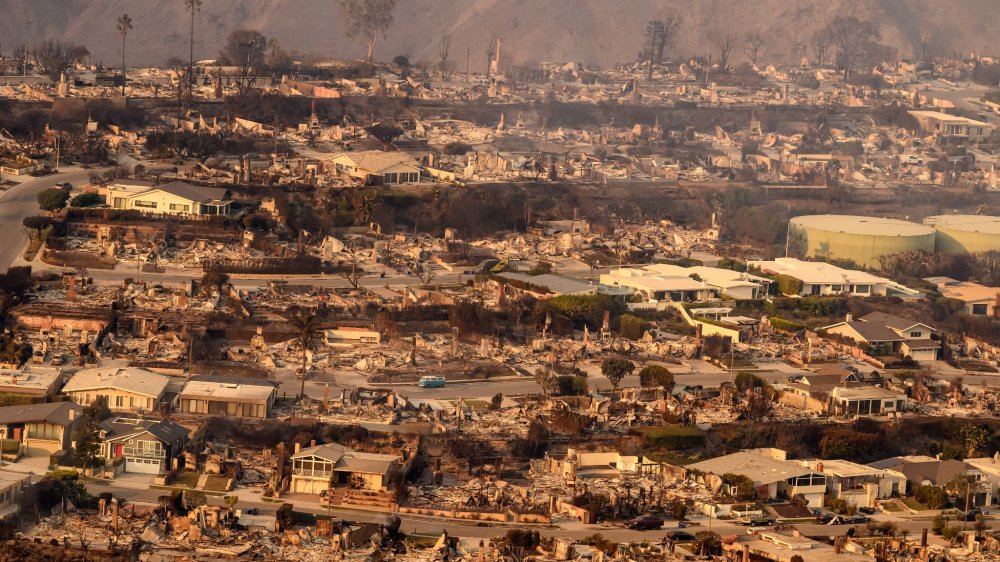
xmin=105 ymin=180 xmax=231 ymax=216
xmin=330 ymin=151 xmax=421 ymax=185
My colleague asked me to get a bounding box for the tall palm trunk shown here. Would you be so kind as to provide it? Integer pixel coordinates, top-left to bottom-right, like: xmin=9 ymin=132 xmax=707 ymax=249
xmin=121 ymin=34 xmax=127 ymax=96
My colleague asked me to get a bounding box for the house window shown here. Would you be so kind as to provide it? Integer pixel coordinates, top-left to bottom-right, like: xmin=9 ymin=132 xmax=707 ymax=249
xmin=115 ymin=396 xmax=124 ymax=408
xmin=854 ymin=285 xmax=871 ymax=294
xmin=384 ymin=172 xmax=398 ymax=183
xmin=909 ymin=331 xmax=921 ymax=338
xmin=972 ymin=303 xmax=988 ymax=315
xmin=831 ymin=285 xmax=842 ymax=292
xmin=168 ymin=204 xmax=190 ymax=212
xmin=134 ymin=201 xmax=157 ymax=209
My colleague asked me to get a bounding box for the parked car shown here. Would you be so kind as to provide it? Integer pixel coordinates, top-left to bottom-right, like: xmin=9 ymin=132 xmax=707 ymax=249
xmin=664 ymin=531 xmax=695 ymax=541
xmin=858 ymin=507 xmax=877 ymax=515
xmin=628 ymin=516 xmax=664 ymax=531
xmin=418 ymin=376 xmax=447 ymax=388
xmin=747 ymin=518 xmax=776 ymax=527
xmin=243 ymin=508 xmax=259 ymax=515
xmin=962 ymin=509 xmax=983 ymax=522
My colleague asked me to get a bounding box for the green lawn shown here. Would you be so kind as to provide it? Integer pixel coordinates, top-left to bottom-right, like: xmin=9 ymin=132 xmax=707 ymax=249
xmin=881 ymin=502 xmax=902 ymax=512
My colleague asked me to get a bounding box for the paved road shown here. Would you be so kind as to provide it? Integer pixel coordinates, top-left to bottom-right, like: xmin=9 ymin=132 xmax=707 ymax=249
xmin=0 ymin=168 xmax=93 ymax=273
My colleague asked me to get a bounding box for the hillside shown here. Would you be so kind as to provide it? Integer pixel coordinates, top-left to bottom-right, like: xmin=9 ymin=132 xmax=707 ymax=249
xmin=0 ymin=0 xmax=996 ymax=68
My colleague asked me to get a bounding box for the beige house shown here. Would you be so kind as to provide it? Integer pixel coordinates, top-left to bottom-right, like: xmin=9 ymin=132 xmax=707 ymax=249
xmin=178 ymin=376 xmax=276 ymax=419
xmin=330 ymin=151 xmax=421 ymax=185
xmin=290 ymin=442 xmax=402 ymax=494
xmin=0 ymin=402 xmax=81 ymax=457
xmin=105 ymin=180 xmax=231 ymax=216
xmin=62 ymin=367 xmax=169 ymax=413
xmin=909 ymin=110 xmax=995 ymax=142
xmin=935 ymin=280 xmax=999 ymax=316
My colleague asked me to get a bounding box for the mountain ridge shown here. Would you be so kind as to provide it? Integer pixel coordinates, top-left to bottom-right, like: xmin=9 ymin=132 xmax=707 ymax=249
xmin=0 ymin=0 xmax=996 ymax=69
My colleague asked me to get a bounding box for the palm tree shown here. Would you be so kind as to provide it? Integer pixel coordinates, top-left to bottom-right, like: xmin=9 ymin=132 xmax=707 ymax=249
xmin=288 ymin=307 xmax=321 ymax=399
xmin=183 ymin=0 xmax=202 ymax=97
xmin=116 ymin=14 xmax=133 ymax=96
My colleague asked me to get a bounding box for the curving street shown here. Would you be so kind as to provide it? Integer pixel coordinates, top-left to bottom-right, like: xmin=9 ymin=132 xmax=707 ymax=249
xmin=0 ymin=167 xmax=93 ymax=273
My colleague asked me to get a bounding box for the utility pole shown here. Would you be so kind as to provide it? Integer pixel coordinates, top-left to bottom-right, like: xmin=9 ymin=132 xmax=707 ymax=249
xmin=465 ymin=45 xmax=470 ymax=83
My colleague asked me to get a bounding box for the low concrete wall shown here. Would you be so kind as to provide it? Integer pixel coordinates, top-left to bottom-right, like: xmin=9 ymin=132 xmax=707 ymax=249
xmin=397 ymin=505 xmax=551 ymax=524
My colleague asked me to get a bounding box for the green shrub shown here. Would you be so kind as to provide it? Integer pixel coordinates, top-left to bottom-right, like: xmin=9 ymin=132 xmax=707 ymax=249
xmin=619 ymin=314 xmax=650 ymax=340
xmin=914 ymin=485 xmax=948 ymax=509
xmin=774 ymin=274 xmax=803 ymax=296
xmin=69 ymin=193 xmax=103 ymax=207
xmin=638 ymin=365 xmax=674 ymax=391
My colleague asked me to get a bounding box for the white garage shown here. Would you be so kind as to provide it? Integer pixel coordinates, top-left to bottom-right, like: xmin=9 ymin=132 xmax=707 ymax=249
xmin=901 ymin=339 xmax=939 ymax=363
xmin=126 ymin=456 xmax=164 ymax=474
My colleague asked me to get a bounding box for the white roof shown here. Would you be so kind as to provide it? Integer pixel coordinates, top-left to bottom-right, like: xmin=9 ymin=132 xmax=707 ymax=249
xmin=909 ymin=110 xmax=993 ymax=127
xmin=640 ymin=264 xmax=770 ymax=287
xmin=180 ymin=380 xmax=276 ymax=402
xmin=748 ymin=257 xmax=887 ymax=285
xmin=688 ymin=451 xmax=816 ymax=485
xmin=331 ymin=151 xmax=419 ymax=172
xmin=63 ymin=367 xmax=169 ymax=399
xmin=0 ymin=366 xmax=61 ymax=391
xmin=601 ymin=269 xmax=709 ymax=292
xmin=807 ymin=458 xmax=891 ymax=478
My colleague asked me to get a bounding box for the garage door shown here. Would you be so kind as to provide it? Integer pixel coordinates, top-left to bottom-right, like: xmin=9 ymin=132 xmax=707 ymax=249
xmin=294 ymin=478 xmax=326 ymax=494
xmin=126 ymin=457 xmax=163 ymax=474
xmin=25 ymin=441 xmax=60 ymax=458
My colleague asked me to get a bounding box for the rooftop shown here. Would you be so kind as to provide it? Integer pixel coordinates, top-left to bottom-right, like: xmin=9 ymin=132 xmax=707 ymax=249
xmin=180 ymin=380 xmax=276 ymax=402
xmin=100 ymin=416 xmax=190 ymax=444
xmin=495 ymin=272 xmax=595 ymax=295
xmin=0 ymin=366 xmax=61 ymax=392
xmin=688 ymin=451 xmax=815 ymax=485
xmin=937 ymin=281 xmax=999 ymax=303
xmin=748 ymin=257 xmax=889 ymax=285
xmin=333 ymin=151 xmax=419 ymax=173
xmin=63 ymin=367 xmax=169 ymax=399
xmin=0 ymin=402 xmax=81 ymax=426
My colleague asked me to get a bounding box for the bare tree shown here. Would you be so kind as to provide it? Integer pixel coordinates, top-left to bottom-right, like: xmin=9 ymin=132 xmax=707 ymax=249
xmin=183 ymin=0 xmax=202 ymax=95
xmin=824 ymin=16 xmax=880 ymax=80
xmin=744 ymin=31 xmax=765 ymax=67
xmin=415 ymin=261 xmax=436 ymax=286
xmin=220 ymin=29 xmax=267 ymax=95
xmin=32 ymin=39 xmax=81 ymax=81
xmin=919 ymin=26 xmax=935 ymax=61
xmin=811 ymin=27 xmax=833 ymax=67
xmin=338 ymin=245 xmax=364 ymax=289
xmin=438 ymin=33 xmax=451 ymax=73
xmin=644 ymin=16 xmax=680 ymax=80
xmin=166 ymin=57 xmax=192 ymax=117
xmin=715 ymin=33 xmax=735 ymax=69
xmin=338 ymin=0 xmax=397 ymax=63
xmin=116 ymin=14 xmax=133 ymax=96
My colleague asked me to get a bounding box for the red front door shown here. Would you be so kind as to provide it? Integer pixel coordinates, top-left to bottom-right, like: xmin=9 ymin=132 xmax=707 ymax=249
xmin=114 ymin=444 xmax=124 ymax=457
